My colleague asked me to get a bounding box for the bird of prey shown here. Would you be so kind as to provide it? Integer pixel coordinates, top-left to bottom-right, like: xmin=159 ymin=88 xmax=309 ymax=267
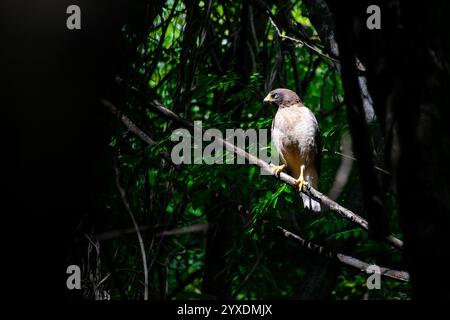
xmin=264 ymin=88 xmax=321 ymax=212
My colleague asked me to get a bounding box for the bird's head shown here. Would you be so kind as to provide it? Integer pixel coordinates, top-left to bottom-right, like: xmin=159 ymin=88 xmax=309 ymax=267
xmin=263 ymin=88 xmax=300 ymax=108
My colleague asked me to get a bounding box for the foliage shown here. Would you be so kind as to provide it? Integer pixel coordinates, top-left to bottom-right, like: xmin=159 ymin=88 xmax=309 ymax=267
xmin=87 ymin=0 xmax=411 ymax=300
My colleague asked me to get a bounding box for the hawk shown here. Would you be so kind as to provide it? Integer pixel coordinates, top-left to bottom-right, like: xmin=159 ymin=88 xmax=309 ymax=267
xmin=264 ymin=88 xmax=321 ymax=212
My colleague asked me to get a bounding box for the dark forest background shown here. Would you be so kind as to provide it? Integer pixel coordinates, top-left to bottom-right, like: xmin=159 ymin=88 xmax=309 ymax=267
xmin=6 ymin=0 xmax=450 ymax=300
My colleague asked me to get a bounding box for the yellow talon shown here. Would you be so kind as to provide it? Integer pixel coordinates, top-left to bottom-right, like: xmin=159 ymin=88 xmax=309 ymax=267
xmin=294 ymin=164 xmax=308 ymax=191
xmin=270 ymin=163 xmax=286 ymax=176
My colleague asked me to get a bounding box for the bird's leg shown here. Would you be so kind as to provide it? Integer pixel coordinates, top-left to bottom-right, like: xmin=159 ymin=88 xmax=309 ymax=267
xmin=294 ymin=164 xmax=308 ymax=191
xmin=270 ymin=163 xmax=286 ymax=176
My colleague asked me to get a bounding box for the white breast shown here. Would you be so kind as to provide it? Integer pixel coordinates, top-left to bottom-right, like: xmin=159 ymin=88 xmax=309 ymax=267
xmin=272 ymin=104 xmax=319 ymax=157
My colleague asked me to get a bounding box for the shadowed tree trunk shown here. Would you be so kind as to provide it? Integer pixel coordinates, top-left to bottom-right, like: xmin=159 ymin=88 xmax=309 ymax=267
xmin=202 ymin=206 xmax=234 ymax=298
xmin=294 ymin=256 xmax=339 ymax=300
xmin=326 ymin=0 xmax=450 ymax=299
xmin=202 ymin=189 xmax=243 ymax=299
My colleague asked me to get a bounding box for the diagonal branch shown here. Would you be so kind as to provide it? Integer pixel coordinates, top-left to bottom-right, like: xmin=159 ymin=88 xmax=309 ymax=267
xmin=102 ymin=82 xmax=403 ymax=250
xmin=102 ymin=91 xmax=408 ymax=287
xmin=251 ymin=0 xmax=338 ymax=64
xmin=105 ymin=99 xmax=179 ymax=170
xmin=268 ymin=16 xmax=338 ymax=64
xmin=274 ymin=225 xmax=409 ymax=282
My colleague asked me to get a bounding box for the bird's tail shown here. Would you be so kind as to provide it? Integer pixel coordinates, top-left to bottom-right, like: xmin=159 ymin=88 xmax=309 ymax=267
xmin=300 ymin=193 xmax=321 ymax=213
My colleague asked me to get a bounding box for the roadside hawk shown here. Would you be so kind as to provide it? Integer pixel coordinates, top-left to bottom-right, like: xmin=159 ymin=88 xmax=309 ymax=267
xmin=264 ymin=88 xmax=321 ymax=212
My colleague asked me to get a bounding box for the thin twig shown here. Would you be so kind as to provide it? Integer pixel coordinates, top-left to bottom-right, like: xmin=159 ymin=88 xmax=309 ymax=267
xmin=268 ymin=17 xmax=338 ymax=63
xmin=87 ymin=223 xmax=208 ymax=243
xmin=114 ymin=165 xmax=149 ymax=300
xmin=323 ymin=148 xmax=391 ymax=176
xmin=155 ymin=223 xmax=209 ymax=237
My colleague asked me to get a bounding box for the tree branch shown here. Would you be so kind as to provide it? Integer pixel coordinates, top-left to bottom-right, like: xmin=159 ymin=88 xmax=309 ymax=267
xmin=251 ymin=0 xmax=338 ymax=64
xmin=268 ymin=16 xmax=338 ymax=64
xmin=102 ymin=82 xmax=404 ymax=250
xmin=274 ymin=225 xmax=409 ymax=282
xmin=104 ymin=99 xmax=179 ymax=170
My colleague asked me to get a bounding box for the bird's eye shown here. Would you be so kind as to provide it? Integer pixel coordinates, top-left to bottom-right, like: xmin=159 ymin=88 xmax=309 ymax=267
xmin=272 ymin=93 xmax=279 ymax=99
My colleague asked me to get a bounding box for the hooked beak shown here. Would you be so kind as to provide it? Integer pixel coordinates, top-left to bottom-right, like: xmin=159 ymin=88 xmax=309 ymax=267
xmin=263 ymin=94 xmax=275 ymax=105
